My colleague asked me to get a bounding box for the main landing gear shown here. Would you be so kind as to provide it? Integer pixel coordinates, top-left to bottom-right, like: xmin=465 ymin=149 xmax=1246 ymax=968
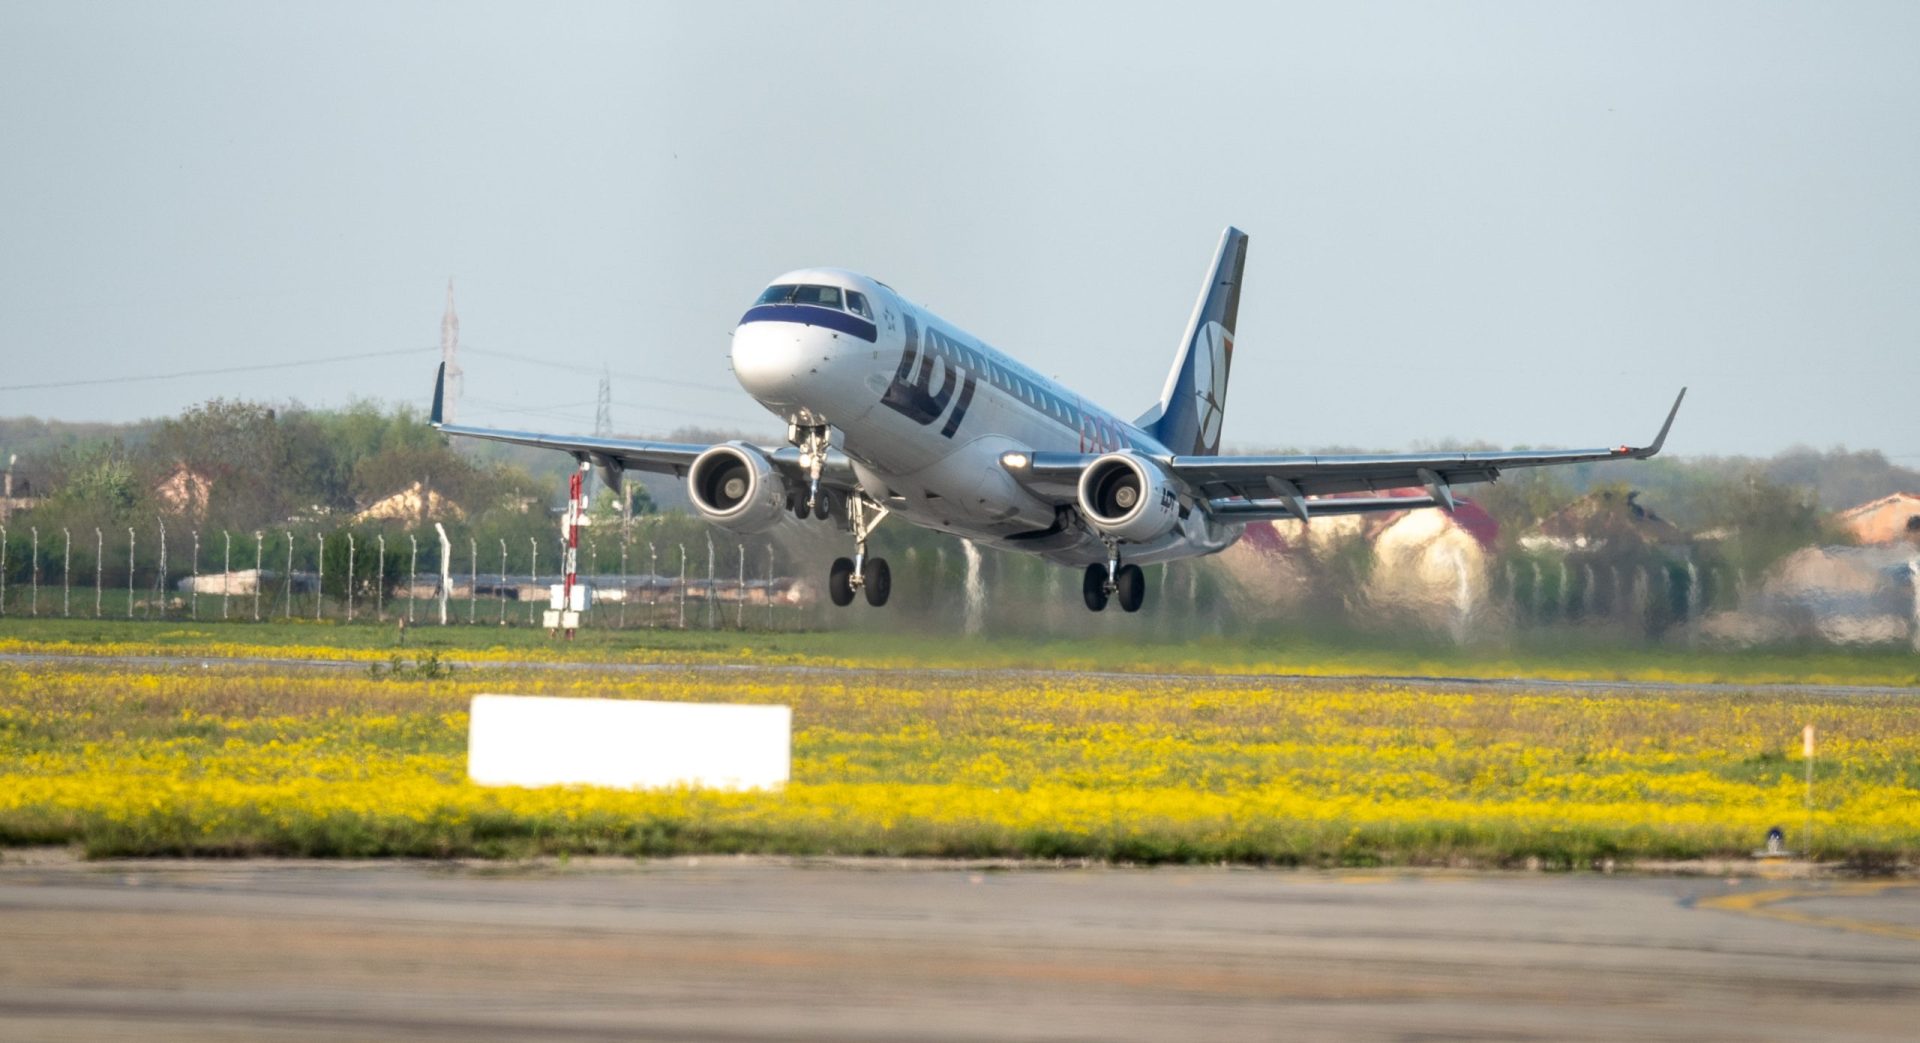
xmin=1083 ymin=544 xmax=1145 ymax=613
xmin=828 ymin=492 xmax=892 ymax=608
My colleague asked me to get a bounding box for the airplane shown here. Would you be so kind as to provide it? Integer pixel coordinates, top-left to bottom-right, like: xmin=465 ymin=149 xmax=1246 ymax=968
xmin=430 ymin=227 xmax=1684 ymax=613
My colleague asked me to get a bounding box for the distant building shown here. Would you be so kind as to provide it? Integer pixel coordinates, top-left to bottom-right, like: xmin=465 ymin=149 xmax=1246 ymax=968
xmin=1700 ymin=544 xmax=1918 ymax=647
xmin=154 ymin=465 xmax=213 ymax=521
xmin=1218 ymin=491 xmax=1500 ymax=636
xmin=1836 ymin=492 xmax=1920 ymax=546
xmin=354 ymin=481 xmax=466 ymax=523
xmin=1 ymin=457 xmax=42 ymax=521
xmin=1520 ymin=488 xmax=1687 ymax=554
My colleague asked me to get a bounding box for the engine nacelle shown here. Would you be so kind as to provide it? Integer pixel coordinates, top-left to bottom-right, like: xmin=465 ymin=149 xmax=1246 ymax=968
xmin=1076 ymin=452 xmax=1179 ymax=543
xmin=687 ymin=443 xmax=787 ymax=534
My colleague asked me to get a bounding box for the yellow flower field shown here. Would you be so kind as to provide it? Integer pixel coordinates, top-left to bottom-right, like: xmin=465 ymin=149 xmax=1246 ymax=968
xmin=2 ymin=661 xmax=1915 ymax=864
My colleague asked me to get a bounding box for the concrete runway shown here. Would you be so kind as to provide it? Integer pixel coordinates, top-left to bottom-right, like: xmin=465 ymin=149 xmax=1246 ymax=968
xmin=2 ymin=857 xmax=1915 ymax=1042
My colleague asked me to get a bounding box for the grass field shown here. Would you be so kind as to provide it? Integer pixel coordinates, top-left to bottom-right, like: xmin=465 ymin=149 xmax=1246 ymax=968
xmin=3 ymin=616 xmax=1918 ymax=687
xmin=1 ymin=646 xmax=1915 ymax=866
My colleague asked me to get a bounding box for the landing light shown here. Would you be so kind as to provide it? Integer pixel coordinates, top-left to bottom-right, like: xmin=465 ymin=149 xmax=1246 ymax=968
xmin=1001 ymin=452 xmax=1030 ymax=469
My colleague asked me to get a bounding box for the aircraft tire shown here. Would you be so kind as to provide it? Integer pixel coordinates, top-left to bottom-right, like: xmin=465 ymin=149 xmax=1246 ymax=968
xmin=1116 ymin=564 xmax=1145 ymax=613
xmin=1082 ymin=564 xmax=1109 ymax=612
xmin=862 ymin=557 xmax=891 ymax=607
xmin=790 ymin=495 xmax=807 ymax=519
xmin=828 ymin=557 xmax=856 ymax=607
xmin=813 ymin=493 xmax=832 ymax=521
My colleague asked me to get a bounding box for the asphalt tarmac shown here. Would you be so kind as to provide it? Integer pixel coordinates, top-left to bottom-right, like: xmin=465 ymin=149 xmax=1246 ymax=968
xmin=1 ymin=857 xmax=1915 ymax=1042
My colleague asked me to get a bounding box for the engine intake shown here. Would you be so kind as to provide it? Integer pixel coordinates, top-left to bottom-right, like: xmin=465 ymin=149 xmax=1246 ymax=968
xmin=688 ymin=443 xmax=787 ymax=534
xmin=1076 ymin=452 xmax=1179 ymax=543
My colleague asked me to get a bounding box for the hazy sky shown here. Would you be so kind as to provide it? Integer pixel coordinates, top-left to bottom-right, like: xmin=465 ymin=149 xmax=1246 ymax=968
xmin=3 ymin=1 xmax=1916 ymax=458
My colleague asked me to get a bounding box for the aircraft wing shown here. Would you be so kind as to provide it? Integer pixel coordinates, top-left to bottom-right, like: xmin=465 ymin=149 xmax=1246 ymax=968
xmin=427 ymin=364 xmax=859 ymax=491
xmin=1009 ymin=388 xmax=1686 ymax=523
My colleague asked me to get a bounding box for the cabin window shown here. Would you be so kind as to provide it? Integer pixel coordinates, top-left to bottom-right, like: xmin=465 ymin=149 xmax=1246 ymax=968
xmin=845 ymin=290 xmax=872 ymax=320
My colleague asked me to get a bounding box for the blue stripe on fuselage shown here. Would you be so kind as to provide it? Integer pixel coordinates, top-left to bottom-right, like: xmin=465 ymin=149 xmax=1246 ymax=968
xmin=738 ymin=304 xmax=877 ymax=343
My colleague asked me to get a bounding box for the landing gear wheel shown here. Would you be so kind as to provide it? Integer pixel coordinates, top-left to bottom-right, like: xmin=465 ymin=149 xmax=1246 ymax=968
xmin=861 ymin=557 xmax=891 ymax=607
xmin=828 ymin=557 xmax=856 ymax=607
xmin=790 ymin=494 xmax=808 ymax=519
xmin=1082 ymin=564 xmax=1110 ymax=612
xmin=813 ymin=493 xmax=831 ymax=521
xmin=1115 ymin=563 xmax=1146 ymax=613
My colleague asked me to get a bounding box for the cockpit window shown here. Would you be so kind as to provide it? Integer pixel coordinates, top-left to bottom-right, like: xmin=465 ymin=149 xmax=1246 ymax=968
xmin=757 ymin=283 xmax=865 ymax=314
xmin=788 ymin=284 xmax=843 ymax=309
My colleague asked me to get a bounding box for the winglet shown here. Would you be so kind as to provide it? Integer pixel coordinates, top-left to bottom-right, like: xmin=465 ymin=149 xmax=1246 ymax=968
xmin=1633 ymin=387 xmax=1686 ymax=458
xmin=429 ymin=363 xmax=446 ymax=427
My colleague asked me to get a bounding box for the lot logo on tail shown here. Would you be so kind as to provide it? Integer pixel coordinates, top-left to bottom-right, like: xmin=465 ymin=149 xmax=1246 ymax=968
xmin=1192 ymin=321 xmax=1232 ymax=452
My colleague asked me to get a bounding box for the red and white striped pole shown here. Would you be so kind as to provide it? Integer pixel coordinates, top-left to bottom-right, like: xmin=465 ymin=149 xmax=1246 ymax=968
xmin=560 ymin=464 xmax=585 ymax=639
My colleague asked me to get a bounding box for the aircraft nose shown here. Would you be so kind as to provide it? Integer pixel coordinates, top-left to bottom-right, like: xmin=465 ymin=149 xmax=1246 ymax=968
xmin=730 ymin=320 xmax=826 ymax=411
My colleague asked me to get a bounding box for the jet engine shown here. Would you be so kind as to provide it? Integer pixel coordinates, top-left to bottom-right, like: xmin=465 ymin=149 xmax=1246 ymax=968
xmin=1076 ymin=452 xmax=1179 ymax=543
xmin=688 ymin=443 xmax=787 ymax=534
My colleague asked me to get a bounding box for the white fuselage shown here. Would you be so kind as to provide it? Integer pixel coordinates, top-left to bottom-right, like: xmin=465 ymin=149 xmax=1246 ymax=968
xmin=729 ymin=268 xmax=1241 ymax=566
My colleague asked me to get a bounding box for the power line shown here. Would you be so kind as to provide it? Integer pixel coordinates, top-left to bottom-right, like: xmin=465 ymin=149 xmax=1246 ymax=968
xmin=462 ymin=346 xmax=737 ymax=394
xmin=0 ymin=347 xmax=436 ymax=392
xmin=464 ymin=396 xmax=752 ymax=427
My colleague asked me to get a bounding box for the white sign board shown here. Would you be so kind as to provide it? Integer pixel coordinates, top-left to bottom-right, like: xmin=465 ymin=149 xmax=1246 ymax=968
xmin=468 ymin=695 xmax=790 ymax=791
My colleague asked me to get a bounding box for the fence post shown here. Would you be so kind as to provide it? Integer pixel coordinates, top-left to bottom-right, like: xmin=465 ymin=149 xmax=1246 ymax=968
xmin=345 ymin=533 xmax=356 ymax=622
xmin=705 ymin=536 xmax=715 ymax=630
xmin=30 ymin=526 xmax=38 ymax=616
xmin=737 ymin=543 xmax=745 ymax=630
xmin=62 ymin=527 xmax=70 ymax=618
xmin=375 ymin=533 xmax=386 ymax=620
xmin=94 ymin=528 xmax=103 ymax=618
xmin=408 ymin=533 xmax=418 ymax=623
xmin=498 ymin=538 xmax=507 ymax=625
xmin=284 ymin=531 xmax=294 ymax=621
xmin=315 ymin=533 xmax=324 ymax=621
xmin=253 ymin=531 xmax=263 ymax=621
xmin=434 ymin=522 xmax=451 ymax=626
xmin=767 ymin=543 xmax=775 ymax=631
xmin=0 ymin=523 xmax=7 ymax=617
xmin=648 ymin=542 xmax=658 ymax=629
xmin=529 ymin=536 xmax=538 ymax=625
xmin=678 ymin=544 xmax=686 ymax=629
xmin=126 ymin=527 xmax=135 ymax=619
xmin=619 ymin=537 xmax=629 ymax=629
xmin=467 ymin=536 xmax=476 ymax=624
xmin=190 ymin=531 xmax=200 ymax=620
xmin=155 ymin=521 xmax=165 ymax=620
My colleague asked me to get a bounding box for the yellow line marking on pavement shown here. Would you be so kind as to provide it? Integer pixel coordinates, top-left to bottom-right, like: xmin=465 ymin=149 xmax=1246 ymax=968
xmin=1698 ymin=881 xmax=1920 ymax=942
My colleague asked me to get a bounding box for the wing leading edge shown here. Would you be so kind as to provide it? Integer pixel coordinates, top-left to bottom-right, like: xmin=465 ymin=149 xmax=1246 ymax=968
xmin=426 ymin=363 xmax=858 ymax=490
xmin=1008 ymin=388 xmax=1687 ymax=523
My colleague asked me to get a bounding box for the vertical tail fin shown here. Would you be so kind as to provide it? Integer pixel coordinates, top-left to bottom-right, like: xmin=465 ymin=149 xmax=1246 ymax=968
xmin=1137 ymin=227 xmax=1248 ymax=456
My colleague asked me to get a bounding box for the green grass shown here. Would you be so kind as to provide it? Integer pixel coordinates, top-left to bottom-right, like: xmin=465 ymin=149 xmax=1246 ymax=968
xmin=2 ymin=613 xmax=1916 ymax=688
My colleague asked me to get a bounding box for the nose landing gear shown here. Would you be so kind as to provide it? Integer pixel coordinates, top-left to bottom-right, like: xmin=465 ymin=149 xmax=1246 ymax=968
xmin=789 ymin=423 xmax=834 ymax=521
xmin=828 ymin=492 xmax=892 ymax=608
